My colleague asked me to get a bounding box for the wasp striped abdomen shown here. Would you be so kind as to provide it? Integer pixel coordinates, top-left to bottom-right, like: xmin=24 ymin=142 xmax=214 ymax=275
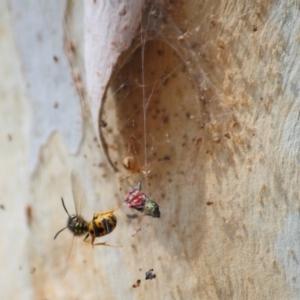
xmin=90 ymin=213 xmax=117 ymax=238
xmin=83 ymin=205 xmax=121 ymax=247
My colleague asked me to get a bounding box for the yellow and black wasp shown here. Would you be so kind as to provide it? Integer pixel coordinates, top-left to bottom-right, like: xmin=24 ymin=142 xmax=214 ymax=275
xmin=54 ymin=173 xmax=121 ymax=247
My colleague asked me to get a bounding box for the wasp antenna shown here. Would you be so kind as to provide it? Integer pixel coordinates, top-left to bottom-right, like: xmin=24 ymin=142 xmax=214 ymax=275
xmin=54 ymin=226 xmax=68 ymax=240
xmin=61 ymin=197 xmax=72 ymax=218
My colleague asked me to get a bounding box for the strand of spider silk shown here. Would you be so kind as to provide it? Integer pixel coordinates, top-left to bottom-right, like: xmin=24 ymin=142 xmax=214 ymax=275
xmin=140 ymin=13 xmax=148 ymax=194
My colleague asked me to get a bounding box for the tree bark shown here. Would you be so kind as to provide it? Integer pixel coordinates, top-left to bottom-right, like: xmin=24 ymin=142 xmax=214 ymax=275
xmin=1 ymin=0 xmax=300 ymax=299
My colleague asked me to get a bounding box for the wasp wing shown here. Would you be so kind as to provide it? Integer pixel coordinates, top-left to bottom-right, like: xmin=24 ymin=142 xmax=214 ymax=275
xmin=71 ymin=171 xmax=87 ymax=216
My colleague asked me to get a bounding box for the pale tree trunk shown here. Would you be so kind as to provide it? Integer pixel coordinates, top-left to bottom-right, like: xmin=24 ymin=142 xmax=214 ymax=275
xmin=1 ymin=0 xmax=300 ymax=299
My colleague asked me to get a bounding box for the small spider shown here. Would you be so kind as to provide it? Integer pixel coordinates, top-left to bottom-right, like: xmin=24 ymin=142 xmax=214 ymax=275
xmin=120 ymin=137 xmax=152 ymax=184
xmin=120 ymin=135 xmax=167 ymax=187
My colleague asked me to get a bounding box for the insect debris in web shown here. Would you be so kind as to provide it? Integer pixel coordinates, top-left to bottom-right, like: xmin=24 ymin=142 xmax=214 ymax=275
xmin=132 ymin=279 xmax=141 ymax=288
xmin=145 ymin=268 xmax=156 ymax=280
xmin=123 ymin=181 xmax=160 ymax=218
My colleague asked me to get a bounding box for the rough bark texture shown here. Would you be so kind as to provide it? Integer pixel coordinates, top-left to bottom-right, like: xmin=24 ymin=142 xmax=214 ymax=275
xmin=1 ymin=0 xmax=300 ymax=299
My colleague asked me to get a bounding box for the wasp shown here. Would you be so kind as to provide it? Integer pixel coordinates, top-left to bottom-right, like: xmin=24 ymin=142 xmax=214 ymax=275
xmin=54 ymin=173 xmax=121 ymax=247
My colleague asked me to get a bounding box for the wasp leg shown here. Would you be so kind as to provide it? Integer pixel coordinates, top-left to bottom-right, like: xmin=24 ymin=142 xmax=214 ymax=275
xmin=83 ymin=230 xmax=122 ymax=248
xmin=93 ymin=203 xmax=122 ymax=218
xmin=83 ymin=233 xmax=90 ymax=243
xmin=92 ymin=241 xmax=122 ymax=248
xmin=83 ymin=233 xmax=96 ymax=248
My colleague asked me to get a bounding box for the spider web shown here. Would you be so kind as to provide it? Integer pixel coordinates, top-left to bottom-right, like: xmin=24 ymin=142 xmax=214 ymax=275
xmin=100 ymin=0 xmax=242 ymax=204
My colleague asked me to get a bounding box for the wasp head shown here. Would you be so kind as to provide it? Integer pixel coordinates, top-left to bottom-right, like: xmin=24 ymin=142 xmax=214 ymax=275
xmin=54 ymin=198 xmax=88 ymax=240
xmin=67 ymin=214 xmax=88 ymax=236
